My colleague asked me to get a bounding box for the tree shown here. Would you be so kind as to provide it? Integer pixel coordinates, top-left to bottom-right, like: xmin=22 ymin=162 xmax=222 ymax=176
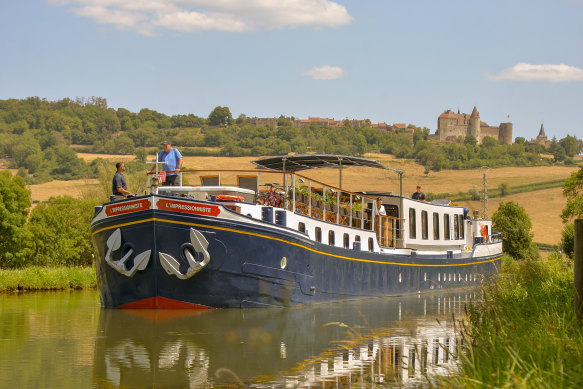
xmin=549 ymin=140 xmax=566 ymax=162
xmin=559 ymin=135 xmax=579 ymax=157
xmin=498 ymin=182 xmax=509 ymax=197
xmin=135 ymin=148 xmax=147 ymax=163
xmin=27 ymin=196 xmax=97 ymax=266
xmin=113 ymin=136 xmax=135 ymax=154
xmin=0 ymin=172 xmax=33 ymax=268
xmin=464 ymin=135 xmax=477 ymax=146
xmin=208 ymin=106 xmax=232 ymax=126
xmin=561 ymin=223 xmax=574 ymax=258
xmin=468 ymin=185 xmax=480 ymax=200
xmin=561 ymin=167 xmax=583 ymax=222
xmin=481 ymin=136 xmax=498 ymax=148
xmin=492 ymin=201 xmax=538 ymax=259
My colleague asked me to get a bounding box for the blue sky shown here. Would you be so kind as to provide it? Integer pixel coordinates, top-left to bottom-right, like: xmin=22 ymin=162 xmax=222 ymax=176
xmin=1 ymin=0 xmax=582 ymax=140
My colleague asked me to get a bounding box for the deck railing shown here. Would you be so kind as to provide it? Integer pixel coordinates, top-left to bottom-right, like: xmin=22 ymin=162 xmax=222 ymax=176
xmin=147 ymin=169 xmax=404 ymax=248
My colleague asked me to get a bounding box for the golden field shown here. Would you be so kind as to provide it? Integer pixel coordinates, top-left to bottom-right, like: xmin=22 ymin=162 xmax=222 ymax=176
xmin=17 ymin=152 xmax=581 ymax=246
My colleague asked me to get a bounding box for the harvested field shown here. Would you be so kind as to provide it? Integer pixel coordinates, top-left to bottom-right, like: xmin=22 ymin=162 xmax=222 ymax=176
xmin=28 ymin=178 xmax=100 ymax=203
xmin=76 ymin=153 xmax=136 ymax=163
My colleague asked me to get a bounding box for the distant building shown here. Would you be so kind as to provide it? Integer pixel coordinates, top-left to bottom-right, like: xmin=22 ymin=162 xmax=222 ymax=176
xmin=430 ymin=106 xmax=512 ymax=144
xmin=247 ymin=117 xmax=278 ymax=127
xmin=246 ymin=116 xmax=403 ymax=132
xmin=529 ymin=123 xmax=551 ymax=148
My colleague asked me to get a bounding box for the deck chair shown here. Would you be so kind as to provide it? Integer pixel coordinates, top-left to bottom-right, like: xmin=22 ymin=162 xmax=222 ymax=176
xmin=237 ymin=175 xmax=258 ymax=193
xmin=200 ymin=175 xmax=220 ymax=186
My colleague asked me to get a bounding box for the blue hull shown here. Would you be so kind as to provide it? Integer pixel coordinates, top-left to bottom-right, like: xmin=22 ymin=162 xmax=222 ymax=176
xmin=91 ymin=196 xmax=500 ymax=308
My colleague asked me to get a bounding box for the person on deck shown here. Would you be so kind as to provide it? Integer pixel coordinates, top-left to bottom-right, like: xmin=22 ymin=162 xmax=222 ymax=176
xmin=376 ymin=197 xmax=386 ymax=216
xmin=412 ymin=185 xmax=426 ymax=201
xmin=112 ymin=162 xmax=132 ymax=199
xmin=149 ymin=141 xmax=183 ymax=186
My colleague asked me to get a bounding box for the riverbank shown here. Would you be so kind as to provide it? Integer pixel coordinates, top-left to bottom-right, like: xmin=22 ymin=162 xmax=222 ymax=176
xmin=442 ymin=254 xmax=583 ymax=388
xmin=0 ymin=266 xmax=96 ymax=292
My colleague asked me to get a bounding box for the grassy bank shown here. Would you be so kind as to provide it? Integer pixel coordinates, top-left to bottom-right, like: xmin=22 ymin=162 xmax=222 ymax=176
xmin=442 ymin=254 xmax=583 ymax=388
xmin=0 ymin=266 xmax=96 ymax=292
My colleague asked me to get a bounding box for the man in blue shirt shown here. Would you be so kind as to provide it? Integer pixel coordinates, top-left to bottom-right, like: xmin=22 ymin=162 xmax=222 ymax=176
xmin=112 ymin=162 xmax=132 ymax=199
xmin=150 ymin=141 xmax=183 ymax=186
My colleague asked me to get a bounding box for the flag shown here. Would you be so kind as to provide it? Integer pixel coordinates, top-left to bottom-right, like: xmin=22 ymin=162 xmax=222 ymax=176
xmin=157 ymin=171 xmax=166 ymax=183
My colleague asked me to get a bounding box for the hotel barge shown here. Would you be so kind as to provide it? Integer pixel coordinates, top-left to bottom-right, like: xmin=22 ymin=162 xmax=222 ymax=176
xmin=91 ymin=154 xmax=502 ymax=309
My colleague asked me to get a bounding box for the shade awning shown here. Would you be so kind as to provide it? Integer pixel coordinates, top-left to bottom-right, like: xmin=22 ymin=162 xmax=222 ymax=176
xmin=252 ymin=154 xmax=404 ymax=174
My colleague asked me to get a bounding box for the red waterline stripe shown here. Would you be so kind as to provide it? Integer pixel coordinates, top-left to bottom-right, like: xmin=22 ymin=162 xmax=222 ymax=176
xmin=118 ymin=296 xmax=215 ymax=310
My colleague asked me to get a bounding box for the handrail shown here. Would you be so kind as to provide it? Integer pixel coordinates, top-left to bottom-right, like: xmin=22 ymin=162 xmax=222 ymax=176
xmin=147 ymin=168 xmax=383 ymax=203
xmin=145 ymin=168 xmax=400 ymax=238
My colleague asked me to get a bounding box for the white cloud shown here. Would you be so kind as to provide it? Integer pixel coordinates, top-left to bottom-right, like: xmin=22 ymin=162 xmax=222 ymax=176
xmin=48 ymin=0 xmax=353 ymax=35
xmin=303 ymin=65 xmax=345 ymax=80
xmin=486 ymin=63 xmax=583 ymax=83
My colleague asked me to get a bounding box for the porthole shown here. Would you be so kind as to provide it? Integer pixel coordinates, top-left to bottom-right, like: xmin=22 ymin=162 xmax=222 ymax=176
xmin=280 ymin=257 xmax=287 ymax=269
xmin=424 ymin=272 xmax=427 ymax=282
xmin=438 ymin=273 xmax=441 ymax=282
xmin=399 ymin=273 xmax=402 ymax=283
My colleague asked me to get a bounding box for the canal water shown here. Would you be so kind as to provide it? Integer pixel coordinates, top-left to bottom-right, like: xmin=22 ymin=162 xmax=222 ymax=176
xmin=0 ymin=290 xmax=474 ymax=388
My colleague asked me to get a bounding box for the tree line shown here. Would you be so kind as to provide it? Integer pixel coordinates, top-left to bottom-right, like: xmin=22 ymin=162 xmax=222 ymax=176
xmin=0 ymin=97 xmax=582 ymax=185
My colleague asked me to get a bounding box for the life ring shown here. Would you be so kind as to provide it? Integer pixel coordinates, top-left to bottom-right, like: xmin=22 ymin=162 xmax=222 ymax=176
xmin=480 ymin=224 xmax=488 ymax=238
xmin=215 ymin=194 xmax=245 ymax=202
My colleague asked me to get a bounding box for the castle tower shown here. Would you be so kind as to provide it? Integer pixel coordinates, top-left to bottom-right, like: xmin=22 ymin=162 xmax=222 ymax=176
xmin=469 ymin=106 xmax=481 ymax=140
xmin=499 ymin=123 xmax=513 ymax=145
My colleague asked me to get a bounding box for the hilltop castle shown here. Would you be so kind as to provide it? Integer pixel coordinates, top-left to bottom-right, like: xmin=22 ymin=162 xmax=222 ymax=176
xmin=431 ymin=106 xmax=512 ymax=144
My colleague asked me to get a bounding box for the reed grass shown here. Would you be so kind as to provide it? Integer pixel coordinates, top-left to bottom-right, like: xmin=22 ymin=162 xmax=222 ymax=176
xmin=441 ymin=254 xmax=583 ymax=388
xmin=0 ymin=266 xmax=96 ymax=292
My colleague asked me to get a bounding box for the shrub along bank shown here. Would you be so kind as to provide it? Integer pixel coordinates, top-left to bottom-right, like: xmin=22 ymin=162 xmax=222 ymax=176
xmin=0 ymin=266 xmax=96 ymax=292
xmin=442 ymin=254 xmax=583 ymax=388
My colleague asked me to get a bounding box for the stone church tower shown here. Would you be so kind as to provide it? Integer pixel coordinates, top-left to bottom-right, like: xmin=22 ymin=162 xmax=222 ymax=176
xmin=529 ymin=123 xmax=550 ymax=147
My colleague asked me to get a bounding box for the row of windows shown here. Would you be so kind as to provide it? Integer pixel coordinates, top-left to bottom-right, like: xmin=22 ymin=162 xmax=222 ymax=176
xmin=398 ymin=272 xmax=481 ymax=283
xmin=300 ymin=222 xmax=374 ymax=251
xmin=409 ymin=209 xmax=465 ymax=241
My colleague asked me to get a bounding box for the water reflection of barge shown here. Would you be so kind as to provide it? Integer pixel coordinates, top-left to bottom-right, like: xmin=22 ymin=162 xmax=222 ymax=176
xmin=91 ymin=154 xmax=502 ymax=308
xmin=93 ymin=292 xmax=472 ymax=387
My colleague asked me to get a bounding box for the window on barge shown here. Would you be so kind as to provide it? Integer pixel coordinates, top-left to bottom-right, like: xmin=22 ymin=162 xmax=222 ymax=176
xmin=409 ymin=208 xmax=416 ymax=239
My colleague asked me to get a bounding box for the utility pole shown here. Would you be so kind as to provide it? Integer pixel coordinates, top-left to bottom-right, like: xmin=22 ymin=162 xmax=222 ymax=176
xmin=481 ymin=167 xmax=490 ymax=219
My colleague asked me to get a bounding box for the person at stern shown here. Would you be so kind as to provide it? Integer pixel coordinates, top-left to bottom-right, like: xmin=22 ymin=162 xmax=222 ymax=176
xmin=150 ymin=140 xmax=183 ymax=186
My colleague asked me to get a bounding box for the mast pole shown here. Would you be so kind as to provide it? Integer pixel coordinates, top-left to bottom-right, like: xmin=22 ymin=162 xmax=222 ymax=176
xmin=481 ymin=166 xmax=490 ymax=218
xmin=339 ymin=157 xmax=343 ymax=190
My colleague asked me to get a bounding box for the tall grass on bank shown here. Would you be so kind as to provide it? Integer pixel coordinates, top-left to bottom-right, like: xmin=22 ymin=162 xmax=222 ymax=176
xmin=0 ymin=267 xmax=96 ymax=292
xmin=442 ymin=254 xmax=583 ymax=388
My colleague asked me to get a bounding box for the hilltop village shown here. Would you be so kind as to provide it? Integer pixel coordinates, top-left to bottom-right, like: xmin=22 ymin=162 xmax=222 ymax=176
xmin=248 ymin=106 xmax=550 ymax=147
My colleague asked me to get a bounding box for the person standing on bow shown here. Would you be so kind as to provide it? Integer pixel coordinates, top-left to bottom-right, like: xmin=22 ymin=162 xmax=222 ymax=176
xmin=112 ymin=162 xmax=133 ymax=199
xmin=150 ymin=140 xmax=183 ymax=186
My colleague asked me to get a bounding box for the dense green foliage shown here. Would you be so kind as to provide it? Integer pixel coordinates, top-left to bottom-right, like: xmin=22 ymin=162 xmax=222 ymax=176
xmin=492 ymin=201 xmax=538 ymax=259
xmin=561 ymin=223 xmax=575 ymax=258
xmin=561 ymin=167 xmax=583 ymax=222
xmin=0 ymin=172 xmax=33 ymax=267
xmin=1 ymin=97 xmax=581 ymax=186
xmin=27 ymin=196 xmax=96 ymax=267
xmin=444 ymin=254 xmax=582 ymax=388
xmin=0 ymin=171 xmax=98 ymax=268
